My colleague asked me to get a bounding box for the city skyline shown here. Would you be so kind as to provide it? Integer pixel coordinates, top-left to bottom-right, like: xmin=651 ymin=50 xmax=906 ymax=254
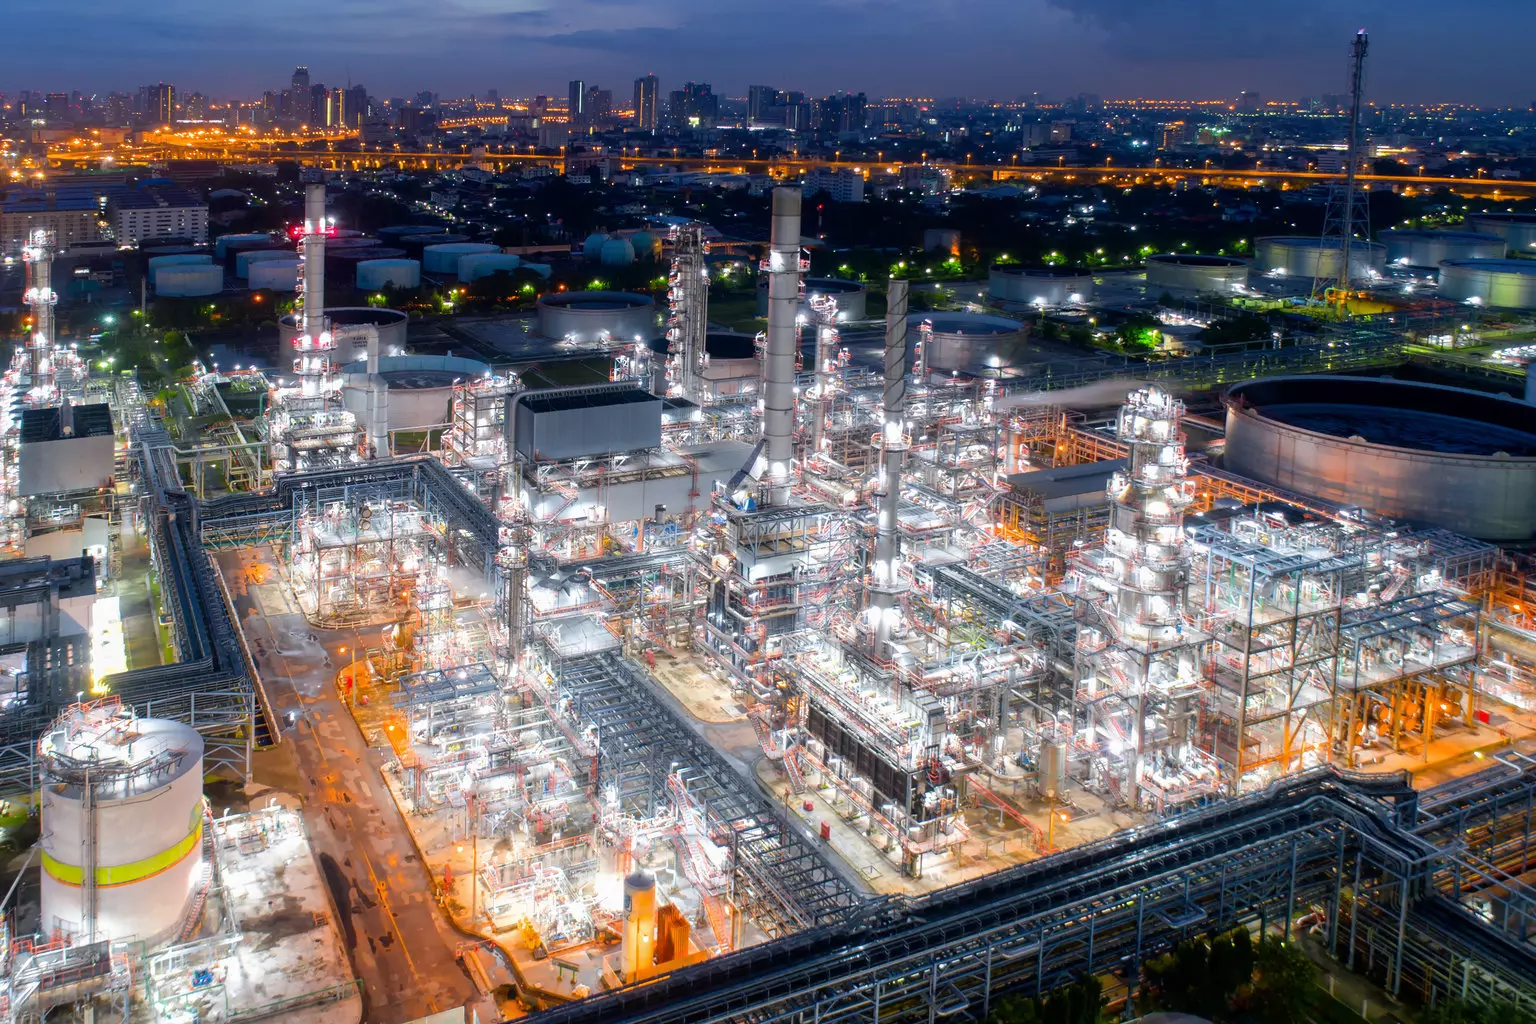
xmin=5 ymin=0 xmax=1535 ymax=105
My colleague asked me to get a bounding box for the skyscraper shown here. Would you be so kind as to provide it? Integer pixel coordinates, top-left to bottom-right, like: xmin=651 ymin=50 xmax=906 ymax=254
xmin=633 ymin=75 xmax=658 ymax=131
xmin=568 ymin=79 xmax=585 ymax=125
xmin=666 ymin=82 xmax=717 ymax=130
xmin=140 ymin=83 xmax=175 ymax=124
xmin=345 ymin=84 xmax=368 ymax=127
xmin=747 ymin=85 xmax=781 ymax=125
xmin=291 ymin=66 xmax=313 ymax=124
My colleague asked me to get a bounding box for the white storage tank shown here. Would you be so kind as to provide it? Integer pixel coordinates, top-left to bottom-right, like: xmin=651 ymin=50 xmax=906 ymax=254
xmin=1465 ymin=213 xmax=1536 ymax=254
xmin=357 ymin=259 xmax=422 ymax=291
xmin=537 ymin=291 xmax=660 ymax=343
xmin=39 ymin=704 xmax=206 ymax=947
xmin=989 ymin=266 xmax=1094 ymax=307
xmin=458 ymin=252 xmax=522 ymax=281
xmin=1254 ymin=236 xmax=1387 ymax=280
xmin=910 ymin=313 xmax=1029 ymax=374
xmin=1437 ymin=259 xmax=1536 ymax=310
xmin=341 ymin=354 xmax=489 ymax=431
xmin=248 ymin=258 xmax=301 ymax=292
xmin=279 ymin=307 xmax=410 ymax=363
xmin=235 ymin=248 xmax=296 ymax=279
xmin=148 ymin=254 xmax=212 ymax=282
xmin=1144 ymin=254 xmax=1248 ymax=294
xmin=1380 ymin=229 xmax=1506 ymax=269
xmin=155 ymin=263 xmax=224 ymax=297
xmin=423 ymin=242 xmax=499 ymax=275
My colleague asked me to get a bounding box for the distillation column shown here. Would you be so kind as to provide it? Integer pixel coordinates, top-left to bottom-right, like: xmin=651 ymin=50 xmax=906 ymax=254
xmin=868 ymin=278 xmax=911 ymax=655
xmin=22 ymin=230 xmax=58 ymax=405
xmin=762 ymin=188 xmax=802 ymax=506
xmin=294 ymin=183 xmax=333 ymax=400
xmin=667 ymin=224 xmax=708 ymax=401
xmin=1102 ymin=386 xmax=1195 ymax=800
xmin=809 ymin=295 xmax=839 ymax=457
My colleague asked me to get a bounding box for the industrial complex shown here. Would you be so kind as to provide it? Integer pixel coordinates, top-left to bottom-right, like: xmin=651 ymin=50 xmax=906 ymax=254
xmin=6 ymin=34 xmax=1536 ymax=1024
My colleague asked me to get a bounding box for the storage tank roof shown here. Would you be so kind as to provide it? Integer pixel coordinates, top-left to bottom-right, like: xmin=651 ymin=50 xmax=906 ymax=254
xmin=1441 ymin=258 xmax=1536 ymax=275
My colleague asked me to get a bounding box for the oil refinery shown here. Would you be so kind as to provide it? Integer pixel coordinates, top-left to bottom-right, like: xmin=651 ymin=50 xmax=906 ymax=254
xmin=4 ymin=104 xmax=1536 ymax=1024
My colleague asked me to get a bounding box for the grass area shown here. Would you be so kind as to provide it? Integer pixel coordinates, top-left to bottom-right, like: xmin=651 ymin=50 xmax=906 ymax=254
xmin=520 ymin=356 xmax=613 ymax=388
xmin=707 ymin=295 xmax=764 ymax=333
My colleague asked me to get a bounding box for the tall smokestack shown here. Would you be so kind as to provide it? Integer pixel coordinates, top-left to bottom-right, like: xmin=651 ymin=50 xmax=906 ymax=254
xmin=763 ymin=187 xmax=802 ymax=506
xmin=301 ymin=183 xmax=327 ymax=340
xmin=870 ymin=277 xmax=909 ymax=654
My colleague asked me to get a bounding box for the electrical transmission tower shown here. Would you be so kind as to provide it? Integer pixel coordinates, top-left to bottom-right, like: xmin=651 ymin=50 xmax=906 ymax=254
xmin=1314 ymin=30 xmax=1370 ymax=314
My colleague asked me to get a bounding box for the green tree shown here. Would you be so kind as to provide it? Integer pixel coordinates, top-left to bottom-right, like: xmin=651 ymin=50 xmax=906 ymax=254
xmin=1251 ymin=937 xmax=1316 ymax=1024
xmin=1421 ymin=997 xmax=1536 ymax=1024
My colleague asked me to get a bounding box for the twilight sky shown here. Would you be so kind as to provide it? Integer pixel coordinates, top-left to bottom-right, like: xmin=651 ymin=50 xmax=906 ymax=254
xmin=6 ymin=0 xmax=1534 ymax=104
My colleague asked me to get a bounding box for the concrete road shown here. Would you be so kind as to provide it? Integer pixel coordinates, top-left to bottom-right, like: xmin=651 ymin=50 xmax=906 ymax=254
xmin=220 ymin=547 xmax=474 ymax=1024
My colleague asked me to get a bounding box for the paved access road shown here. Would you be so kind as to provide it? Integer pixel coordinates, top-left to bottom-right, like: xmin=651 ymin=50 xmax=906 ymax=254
xmin=220 ymin=547 xmax=475 ymax=1024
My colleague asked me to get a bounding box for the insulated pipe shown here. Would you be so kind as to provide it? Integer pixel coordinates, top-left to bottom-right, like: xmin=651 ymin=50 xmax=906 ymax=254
xmin=871 ymin=277 xmax=910 ymax=653
xmin=362 ymin=327 xmax=388 ymax=459
xmin=763 ymin=187 xmax=802 ymax=506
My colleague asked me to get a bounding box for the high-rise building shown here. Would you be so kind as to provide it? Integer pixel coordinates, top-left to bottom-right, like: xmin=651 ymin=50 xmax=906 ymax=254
xmin=583 ymin=86 xmax=612 ymax=125
xmin=104 ymin=93 xmax=130 ymax=126
xmin=818 ymin=92 xmax=866 ymax=135
xmin=568 ymin=79 xmax=585 ymax=124
xmin=345 ymin=85 xmax=368 ymax=127
xmin=633 ymin=75 xmax=658 ymax=131
xmin=290 ymin=66 xmax=313 ymax=125
xmin=183 ymin=92 xmax=208 ymax=120
xmin=325 ymin=88 xmax=347 ymax=127
xmin=140 ymin=83 xmax=175 ymax=124
xmin=667 ymin=82 xmax=717 ymax=129
xmin=43 ymin=93 xmax=70 ymax=122
xmin=747 ymin=85 xmax=781 ymax=125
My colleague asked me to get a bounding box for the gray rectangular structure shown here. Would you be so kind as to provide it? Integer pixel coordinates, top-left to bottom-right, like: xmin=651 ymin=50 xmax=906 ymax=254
xmin=511 ymin=387 xmax=662 ymax=463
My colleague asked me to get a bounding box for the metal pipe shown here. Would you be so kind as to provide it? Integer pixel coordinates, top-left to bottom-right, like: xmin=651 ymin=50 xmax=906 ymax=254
xmin=763 ymin=187 xmax=802 ymax=505
xmin=22 ymin=229 xmax=58 ymax=404
xmin=871 ymin=278 xmax=910 ymax=653
xmin=301 ymin=183 xmax=327 ymax=341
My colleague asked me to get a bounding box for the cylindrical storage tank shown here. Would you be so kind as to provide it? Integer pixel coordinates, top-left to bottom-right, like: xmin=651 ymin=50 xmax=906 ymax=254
xmin=148 ymin=253 xmax=212 ymax=277
xmin=325 ymin=247 xmax=408 ymax=283
xmin=39 ymin=706 xmax=206 ymax=947
xmin=600 ymin=237 xmax=636 ymax=267
xmin=155 ymin=263 xmax=224 ymax=297
xmin=1039 ymin=740 xmax=1067 ymax=800
xmin=909 ymin=313 xmax=1029 ymax=374
xmin=988 ymin=266 xmax=1094 ymax=307
xmin=620 ymin=870 xmax=657 ymax=981
xmin=279 ymin=307 xmax=410 ymax=363
xmin=215 ymin=232 xmax=274 ymax=260
xmin=458 ymin=252 xmax=522 ymax=281
xmin=248 ymin=259 xmax=301 ymax=291
xmin=1437 ymin=259 xmax=1536 ymax=310
xmin=754 ymin=277 xmax=868 ymax=321
xmin=537 ymin=291 xmax=660 ymax=344
xmin=235 ymin=247 xmax=296 ymax=279
xmin=357 ymin=259 xmax=422 ymax=291
xmin=377 ymin=224 xmax=446 ymax=242
xmin=221 ymin=240 xmax=286 ymax=273
xmin=1465 ymin=213 xmax=1536 ymax=255
xmin=1253 ymin=237 xmax=1387 ymax=279
xmin=583 ymin=232 xmax=609 ymax=261
xmin=1145 ymin=254 xmax=1248 ymax=294
xmin=423 ymin=242 xmax=499 ymax=275
xmin=1223 ymin=375 xmax=1536 ymax=540
xmin=340 ymin=354 xmax=489 ymax=431
xmin=399 ymin=233 xmax=469 ymax=257
xmin=1379 ymin=229 xmax=1507 ymax=269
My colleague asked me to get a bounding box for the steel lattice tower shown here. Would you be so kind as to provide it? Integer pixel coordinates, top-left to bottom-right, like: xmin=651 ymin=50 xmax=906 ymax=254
xmin=1314 ymin=30 xmax=1371 ymax=312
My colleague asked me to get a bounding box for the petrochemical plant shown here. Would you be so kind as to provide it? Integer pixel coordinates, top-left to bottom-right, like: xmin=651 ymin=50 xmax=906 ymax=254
xmin=6 ymin=47 xmax=1536 ymax=1024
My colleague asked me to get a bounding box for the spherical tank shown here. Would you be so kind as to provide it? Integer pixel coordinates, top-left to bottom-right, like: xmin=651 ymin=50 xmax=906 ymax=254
xmin=600 ymin=237 xmax=636 ymax=267
xmin=279 ymin=307 xmax=409 ymax=363
xmin=1253 ymin=237 xmax=1387 ymax=280
xmin=1465 ymin=213 xmax=1536 ymax=254
xmin=155 ymin=264 xmax=224 ymax=297
xmin=1436 ymin=259 xmax=1536 ymax=310
xmin=235 ymin=248 xmax=296 ymax=279
xmin=909 ymin=313 xmax=1028 ymax=374
xmin=988 ymin=266 xmax=1094 ymax=307
xmin=1144 ymin=254 xmax=1248 ymax=294
xmin=357 ymin=259 xmax=422 ymax=291
xmin=537 ymin=291 xmax=659 ymax=344
xmin=629 ymin=231 xmax=660 ymax=260
xmin=423 ymin=242 xmax=499 ymax=275
xmin=341 ymin=355 xmax=489 ymax=431
xmin=1379 ymin=229 xmax=1506 ymax=268
xmin=583 ymin=233 xmax=610 ymax=261
xmin=40 ymin=706 xmax=206 ymax=947
xmin=755 ymin=277 xmax=868 ymax=321
xmin=247 ymin=259 xmax=301 ymax=291
xmin=1223 ymin=375 xmax=1536 ymax=540
xmin=458 ymin=253 xmax=522 ymax=281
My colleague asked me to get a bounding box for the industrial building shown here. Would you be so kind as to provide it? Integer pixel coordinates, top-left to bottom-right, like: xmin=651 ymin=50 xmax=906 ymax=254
xmin=7 ymin=183 xmax=1536 ymax=1024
